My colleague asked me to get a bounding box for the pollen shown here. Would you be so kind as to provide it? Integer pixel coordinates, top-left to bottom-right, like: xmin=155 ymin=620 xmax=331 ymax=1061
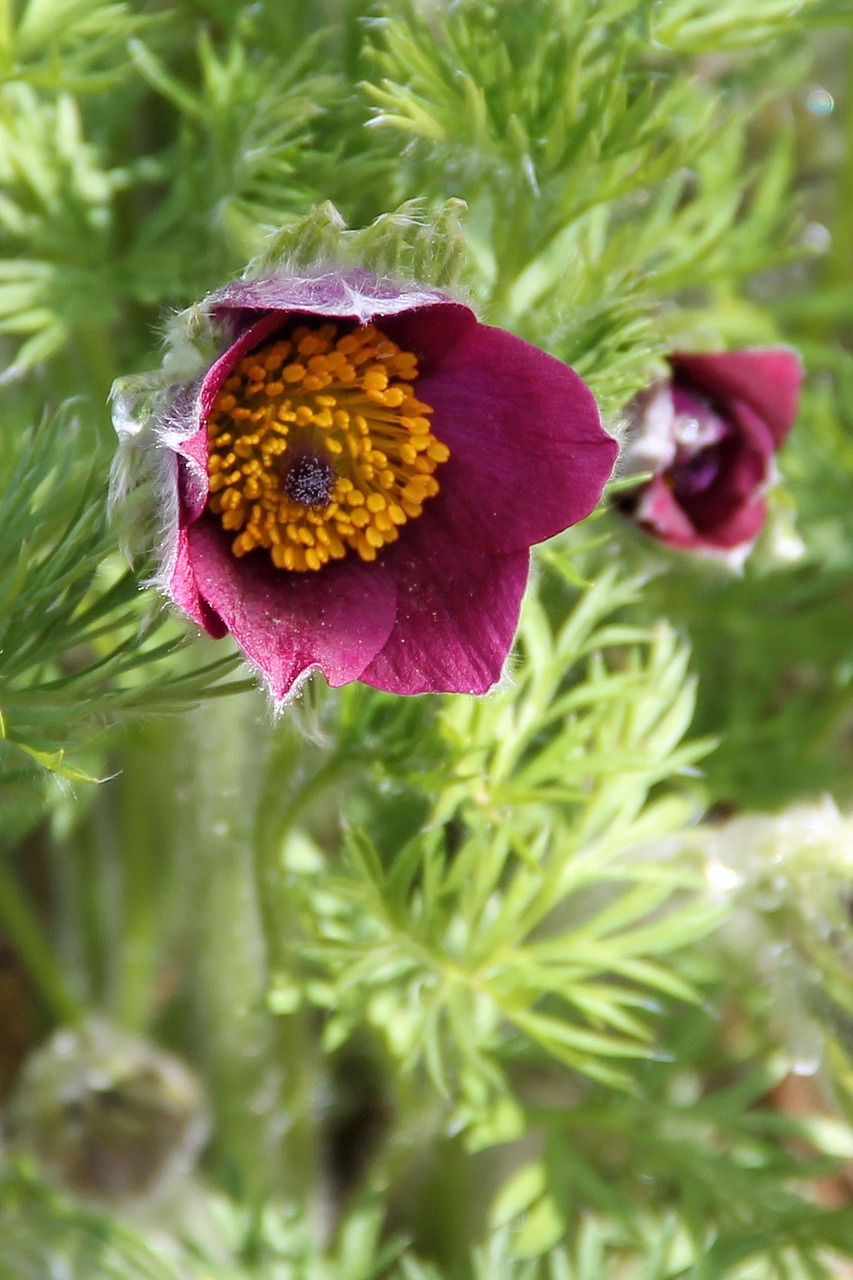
xmin=205 ymin=321 xmax=450 ymax=571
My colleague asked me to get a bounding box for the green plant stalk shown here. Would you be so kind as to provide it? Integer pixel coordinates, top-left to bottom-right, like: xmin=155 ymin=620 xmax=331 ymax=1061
xmin=171 ymin=691 xmax=329 ymax=1212
xmin=178 ymin=691 xmax=279 ymax=1204
xmin=823 ymin=39 xmax=853 ymax=296
xmin=78 ymin=318 xmax=119 ymax=412
xmin=254 ymin=735 xmax=351 ymax=971
xmin=251 ymin=725 xmax=356 ymax=1212
xmin=0 ymin=858 xmax=83 ymax=1026
xmin=112 ymin=721 xmax=181 ymax=1034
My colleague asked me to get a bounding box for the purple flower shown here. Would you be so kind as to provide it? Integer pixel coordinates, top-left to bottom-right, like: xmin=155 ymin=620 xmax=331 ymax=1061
xmin=621 ymin=348 xmax=802 ymax=560
xmin=115 ymin=270 xmax=616 ymax=699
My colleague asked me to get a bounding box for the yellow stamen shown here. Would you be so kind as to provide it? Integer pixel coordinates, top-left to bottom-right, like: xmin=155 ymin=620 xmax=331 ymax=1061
xmin=206 ymin=322 xmax=448 ymax=571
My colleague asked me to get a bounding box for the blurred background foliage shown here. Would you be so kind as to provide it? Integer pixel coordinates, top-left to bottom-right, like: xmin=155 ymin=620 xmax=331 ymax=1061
xmin=2 ymin=0 xmax=853 ymax=1277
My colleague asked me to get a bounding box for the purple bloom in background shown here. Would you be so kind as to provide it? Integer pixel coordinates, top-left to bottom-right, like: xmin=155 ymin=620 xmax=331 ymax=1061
xmin=116 ymin=271 xmax=616 ymax=700
xmin=621 ymin=348 xmax=802 ymax=561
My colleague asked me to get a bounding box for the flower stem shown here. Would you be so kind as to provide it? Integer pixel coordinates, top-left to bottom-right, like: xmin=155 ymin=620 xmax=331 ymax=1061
xmin=182 ymin=694 xmax=276 ymax=1199
xmin=112 ymin=722 xmax=181 ymax=1033
xmin=0 ymin=858 xmax=83 ymax=1027
xmin=824 ymin=44 xmax=853 ymax=294
xmin=251 ymin=723 xmax=354 ymax=1211
xmin=254 ymin=735 xmax=350 ymax=967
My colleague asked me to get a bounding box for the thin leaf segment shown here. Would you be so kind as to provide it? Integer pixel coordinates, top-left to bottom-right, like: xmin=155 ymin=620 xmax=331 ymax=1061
xmin=206 ymin=322 xmax=449 ymax=572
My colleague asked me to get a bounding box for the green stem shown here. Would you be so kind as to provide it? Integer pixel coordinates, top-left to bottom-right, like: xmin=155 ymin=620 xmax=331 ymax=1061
xmin=254 ymin=737 xmax=351 ymax=968
xmin=822 ymin=43 xmax=853 ymax=296
xmin=112 ymin=722 xmax=178 ymax=1033
xmin=0 ymin=859 xmax=83 ymax=1026
xmin=251 ymin=727 xmax=353 ymax=1210
xmin=794 ymin=58 xmax=853 ymax=352
xmin=78 ymin=319 xmax=118 ymax=411
xmin=177 ymin=692 xmax=298 ymax=1207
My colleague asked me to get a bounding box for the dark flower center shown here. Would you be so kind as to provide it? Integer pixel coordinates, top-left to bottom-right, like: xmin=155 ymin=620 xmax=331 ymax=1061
xmin=282 ymin=452 xmax=336 ymax=508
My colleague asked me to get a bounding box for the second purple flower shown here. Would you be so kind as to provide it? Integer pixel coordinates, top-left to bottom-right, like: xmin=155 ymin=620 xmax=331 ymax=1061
xmin=620 ymin=348 xmax=802 ymax=562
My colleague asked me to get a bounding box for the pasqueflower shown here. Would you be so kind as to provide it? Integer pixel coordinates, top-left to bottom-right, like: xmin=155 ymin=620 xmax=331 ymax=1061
xmin=113 ymin=270 xmax=616 ymax=699
xmin=620 ymin=348 xmax=802 ymax=561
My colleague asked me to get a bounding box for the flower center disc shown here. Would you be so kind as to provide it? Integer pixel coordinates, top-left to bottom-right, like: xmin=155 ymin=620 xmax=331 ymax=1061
xmin=205 ymin=321 xmax=449 ymax=572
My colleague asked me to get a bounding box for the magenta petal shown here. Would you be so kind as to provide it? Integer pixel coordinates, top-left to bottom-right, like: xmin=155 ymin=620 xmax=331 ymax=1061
xmin=683 ymin=400 xmax=771 ymax=549
xmin=637 ymin=476 xmax=767 ymax=553
xmin=176 ymin=519 xmax=398 ymax=699
xmin=726 ymin=397 xmax=778 ymax=460
xmin=174 ymin=426 xmax=209 ymax=523
xmin=670 ymin=348 xmax=802 ymax=446
xmin=170 ymin=524 xmax=228 ymax=638
xmin=702 ymin=496 xmax=767 ymax=550
xmin=360 ymin=516 xmax=530 ymax=695
xmin=382 ymin=308 xmax=617 ymax=557
xmin=198 ymin=312 xmax=288 ymax=425
xmin=167 ymin=314 xmax=290 ymax=527
xmin=678 ymin=409 xmax=769 ymax=531
xmin=636 ymin=478 xmax=703 ymax=548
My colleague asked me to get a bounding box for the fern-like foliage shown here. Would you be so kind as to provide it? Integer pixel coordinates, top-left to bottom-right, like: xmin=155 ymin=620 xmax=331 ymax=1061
xmin=0 ymin=410 xmax=248 ymax=802
xmin=267 ymin=569 xmax=716 ymax=1119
